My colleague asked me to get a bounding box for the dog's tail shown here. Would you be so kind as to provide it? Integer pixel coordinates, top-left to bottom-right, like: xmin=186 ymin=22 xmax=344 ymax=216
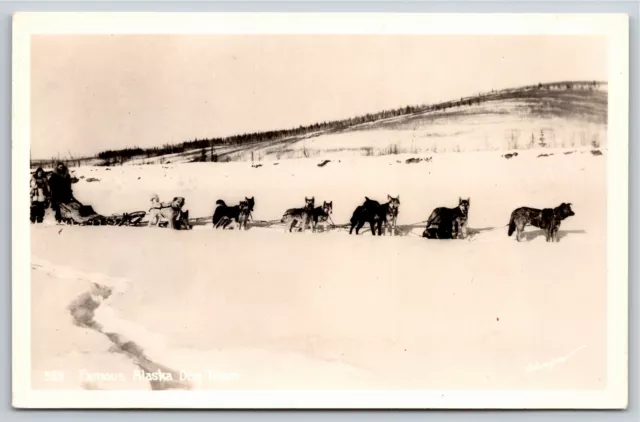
xmin=215 ymin=199 xmax=226 ymax=207
xmin=507 ymin=214 xmax=516 ymax=236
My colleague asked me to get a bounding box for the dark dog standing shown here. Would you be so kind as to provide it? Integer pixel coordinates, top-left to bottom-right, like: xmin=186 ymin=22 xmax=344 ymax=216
xmin=349 ymin=195 xmax=400 ymax=236
xmin=508 ymin=203 xmax=575 ymax=242
xmin=212 ymin=197 xmax=255 ymax=229
xmin=423 ymin=197 xmax=470 ymax=240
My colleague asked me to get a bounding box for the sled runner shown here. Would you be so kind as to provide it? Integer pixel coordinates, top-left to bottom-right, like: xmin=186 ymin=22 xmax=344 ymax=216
xmin=105 ymin=211 xmax=147 ymax=226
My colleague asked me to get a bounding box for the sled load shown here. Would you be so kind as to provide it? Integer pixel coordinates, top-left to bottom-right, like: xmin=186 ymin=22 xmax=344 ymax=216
xmin=57 ymin=199 xmax=147 ymax=226
xmin=57 ymin=199 xmax=106 ymax=225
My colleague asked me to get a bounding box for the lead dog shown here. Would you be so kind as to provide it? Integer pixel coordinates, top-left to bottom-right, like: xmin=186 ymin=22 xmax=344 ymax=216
xmin=508 ymin=203 xmax=575 ymax=242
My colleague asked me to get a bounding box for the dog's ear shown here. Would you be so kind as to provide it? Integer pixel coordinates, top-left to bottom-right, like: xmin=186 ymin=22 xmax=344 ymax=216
xmin=467 ymin=197 xmax=471 ymax=204
xmin=459 ymin=197 xmax=462 ymax=204
xmin=387 ymin=194 xmax=391 ymax=200
xmin=312 ymin=196 xmax=315 ymax=201
xmin=365 ymin=196 xmax=370 ymax=201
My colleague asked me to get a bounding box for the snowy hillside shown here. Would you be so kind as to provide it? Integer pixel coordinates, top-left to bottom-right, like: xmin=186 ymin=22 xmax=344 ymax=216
xmin=33 ymin=82 xmax=605 ymax=168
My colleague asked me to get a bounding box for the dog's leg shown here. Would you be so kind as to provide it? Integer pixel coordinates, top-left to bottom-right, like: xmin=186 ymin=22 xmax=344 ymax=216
xmin=300 ymin=215 xmax=307 ymax=233
xmin=285 ymin=218 xmax=295 ymax=233
xmin=356 ymin=220 xmax=365 ymax=235
xmin=516 ymin=223 xmax=524 ymax=242
xmin=149 ymin=211 xmax=161 ymax=228
xmin=461 ymin=222 xmax=468 ymax=240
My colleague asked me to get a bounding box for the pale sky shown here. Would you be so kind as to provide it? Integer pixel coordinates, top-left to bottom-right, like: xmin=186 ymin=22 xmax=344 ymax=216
xmin=31 ymin=35 xmax=607 ymax=159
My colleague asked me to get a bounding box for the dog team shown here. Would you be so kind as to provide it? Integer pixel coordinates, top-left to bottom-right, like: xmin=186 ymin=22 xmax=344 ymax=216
xmin=32 ymin=164 xmax=575 ymax=241
xmin=200 ymin=193 xmax=575 ymax=242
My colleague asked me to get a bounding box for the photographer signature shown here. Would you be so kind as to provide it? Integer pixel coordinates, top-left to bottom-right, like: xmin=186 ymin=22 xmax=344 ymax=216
xmin=526 ymin=345 xmax=587 ymax=373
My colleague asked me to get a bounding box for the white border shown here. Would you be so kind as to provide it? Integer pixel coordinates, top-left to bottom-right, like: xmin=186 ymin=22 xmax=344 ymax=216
xmin=12 ymin=12 xmax=629 ymax=409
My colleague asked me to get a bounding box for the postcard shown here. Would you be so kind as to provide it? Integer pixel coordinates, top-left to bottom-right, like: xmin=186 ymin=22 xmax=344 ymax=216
xmin=12 ymin=12 xmax=628 ymax=409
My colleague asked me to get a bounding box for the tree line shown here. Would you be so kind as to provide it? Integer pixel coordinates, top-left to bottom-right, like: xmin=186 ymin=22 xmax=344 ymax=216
xmin=94 ymin=80 xmax=606 ymax=163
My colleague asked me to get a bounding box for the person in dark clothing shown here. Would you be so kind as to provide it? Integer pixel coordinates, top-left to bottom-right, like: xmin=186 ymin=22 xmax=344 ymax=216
xmin=47 ymin=162 xmax=74 ymax=223
xmin=30 ymin=167 xmax=50 ymax=223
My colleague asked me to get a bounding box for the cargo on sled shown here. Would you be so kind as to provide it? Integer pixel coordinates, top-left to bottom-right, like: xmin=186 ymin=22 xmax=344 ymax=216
xmin=57 ymin=199 xmax=146 ymax=226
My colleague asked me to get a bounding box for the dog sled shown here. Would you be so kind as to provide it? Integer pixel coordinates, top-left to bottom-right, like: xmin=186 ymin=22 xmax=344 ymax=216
xmin=57 ymin=200 xmax=146 ymax=227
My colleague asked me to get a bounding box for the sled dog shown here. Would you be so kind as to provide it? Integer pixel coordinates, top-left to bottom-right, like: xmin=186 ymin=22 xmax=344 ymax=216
xmin=423 ymin=197 xmax=470 ymax=240
xmin=508 ymin=203 xmax=575 ymax=242
xmin=349 ymin=195 xmax=400 ymax=236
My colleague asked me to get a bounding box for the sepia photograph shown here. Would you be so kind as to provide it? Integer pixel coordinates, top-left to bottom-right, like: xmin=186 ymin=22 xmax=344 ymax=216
xmin=12 ymin=13 xmax=628 ymax=408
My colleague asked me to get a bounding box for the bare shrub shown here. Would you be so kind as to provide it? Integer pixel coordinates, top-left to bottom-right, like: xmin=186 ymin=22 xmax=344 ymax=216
xmin=378 ymin=144 xmax=401 ymax=156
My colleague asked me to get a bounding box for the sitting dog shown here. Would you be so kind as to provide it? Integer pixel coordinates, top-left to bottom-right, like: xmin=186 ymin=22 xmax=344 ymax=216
xmin=349 ymin=195 xmax=400 ymax=236
xmin=508 ymin=203 xmax=575 ymax=242
xmin=212 ymin=197 xmax=255 ymax=229
xmin=169 ymin=197 xmax=192 ymax=230
xmin=281 ymin=197 xmax=315 ymax=233
xmin=423 ymin=197 xmax=470 ymax=239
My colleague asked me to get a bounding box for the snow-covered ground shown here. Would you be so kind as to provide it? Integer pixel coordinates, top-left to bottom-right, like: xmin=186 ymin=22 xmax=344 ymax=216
xmin=30 ymin=148 xmax=607 ymax=391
